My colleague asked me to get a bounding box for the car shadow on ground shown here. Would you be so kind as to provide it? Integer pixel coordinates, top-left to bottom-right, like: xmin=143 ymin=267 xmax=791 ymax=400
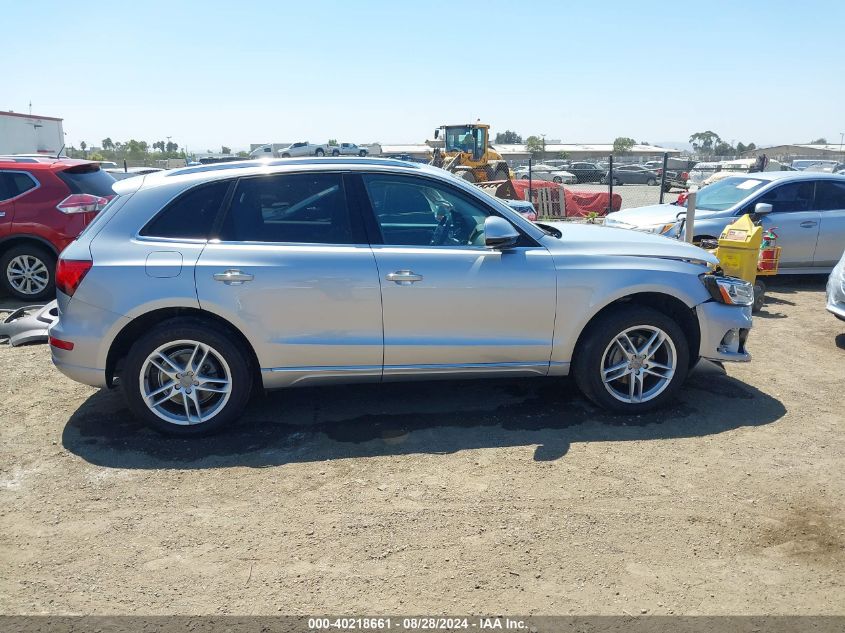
xmin=63 ymin=361 xmax=786 ymax=469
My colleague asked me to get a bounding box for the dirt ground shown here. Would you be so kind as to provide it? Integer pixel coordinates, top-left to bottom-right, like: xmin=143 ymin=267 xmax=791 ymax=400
xmin=1 ymin=277 xmax=843 ymax=616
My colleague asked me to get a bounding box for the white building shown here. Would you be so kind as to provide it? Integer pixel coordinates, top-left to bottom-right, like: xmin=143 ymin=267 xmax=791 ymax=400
xmin=0 ymin=111 xmax=65 ymax=155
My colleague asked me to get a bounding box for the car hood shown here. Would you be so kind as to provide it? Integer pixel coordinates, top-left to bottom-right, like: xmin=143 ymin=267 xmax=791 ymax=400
xmin=605 ymin=203 xmax=725 ymax=228
xmin=540 ymin=221 xmax=719 ymax=266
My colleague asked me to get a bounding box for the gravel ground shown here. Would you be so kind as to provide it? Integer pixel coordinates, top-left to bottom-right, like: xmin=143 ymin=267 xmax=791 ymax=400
xmin=1 ymin=277 xmax=843 ymax=615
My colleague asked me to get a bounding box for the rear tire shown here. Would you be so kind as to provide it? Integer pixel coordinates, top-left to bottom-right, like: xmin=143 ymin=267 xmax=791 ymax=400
xmin=0 ymin=244 xmax=56 ymax=301
xmin=331 ymin=149 xmax=340 ymax=156
xmin=753 ymin=279 xmax=766 ymax=313
xmin=315 ymin=148 xmax=325 ymax=156
xmin=281 ymin=153 xmax=290 ymax=158
xmin=122 ymin=320 xmax=253 ymax=436
xmin=573 ymin=306 xmax=689 ymax=413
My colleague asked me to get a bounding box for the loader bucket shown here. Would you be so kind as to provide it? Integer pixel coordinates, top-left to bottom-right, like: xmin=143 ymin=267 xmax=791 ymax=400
xmin=475 ymin=179 xmax=518 ymax=200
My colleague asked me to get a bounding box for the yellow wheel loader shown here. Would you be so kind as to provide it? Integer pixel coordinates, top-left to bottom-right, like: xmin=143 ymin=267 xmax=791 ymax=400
xmin=430 ymin=123 xmax=512 ymax=184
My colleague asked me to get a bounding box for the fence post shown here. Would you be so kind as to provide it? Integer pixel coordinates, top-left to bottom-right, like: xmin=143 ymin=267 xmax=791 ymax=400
xmin=607 ymin=154 xmax=613 ymax=213
xmin=528 ymin=157 xmax=533 ymax=204
xmin=659 ymin=151 xmax=668 ymax=204
xmin=685 ymin=191 xmax=697 ymax=243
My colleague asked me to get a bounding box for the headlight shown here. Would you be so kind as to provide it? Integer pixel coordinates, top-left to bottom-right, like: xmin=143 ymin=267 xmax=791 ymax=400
xmin=701 ymin=274 xmax=755 ymax=306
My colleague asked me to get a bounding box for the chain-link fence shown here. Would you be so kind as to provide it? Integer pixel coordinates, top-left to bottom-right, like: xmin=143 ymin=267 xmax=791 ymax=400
xmin=510 ymin=153 xmax=691 ymax=220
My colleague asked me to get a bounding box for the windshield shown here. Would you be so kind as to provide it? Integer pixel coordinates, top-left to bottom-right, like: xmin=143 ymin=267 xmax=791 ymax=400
xmin=688 ymin=176 xmax=767 ymax=211
xmin=444 ymin=126 xmax=485 ymax=157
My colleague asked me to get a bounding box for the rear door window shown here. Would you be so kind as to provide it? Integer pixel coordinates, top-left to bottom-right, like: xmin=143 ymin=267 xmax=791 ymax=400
xmin=141 ymin=180 xmax=231 ymax=239
xmin=0 ymin=172 xmax=38 ymax=200
xmin=57 ymin=165 xmax=116 ymax=197
xmin=814 ymin=181 xmax=845 ymax=211
xmin=218 ymin=173 xmax=354 ymax=244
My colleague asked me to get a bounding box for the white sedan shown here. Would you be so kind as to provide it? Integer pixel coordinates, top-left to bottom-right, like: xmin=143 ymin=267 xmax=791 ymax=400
xmin=514 ymin=164 xmax=576 ymax=184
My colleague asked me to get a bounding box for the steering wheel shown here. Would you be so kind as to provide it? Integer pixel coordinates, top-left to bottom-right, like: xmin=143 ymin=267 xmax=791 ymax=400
xmin=430 ymin=214 xmax=450 ymax=246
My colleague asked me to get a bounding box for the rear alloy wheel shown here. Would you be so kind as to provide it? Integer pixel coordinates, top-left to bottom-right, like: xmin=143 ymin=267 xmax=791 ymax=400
xmin=123 ymin=321 xmax=252 ymax=435
xmin=0 ymin=244 xmax=56 ymax=301
xmin=573 ymin=306 xmax=689 ymax=412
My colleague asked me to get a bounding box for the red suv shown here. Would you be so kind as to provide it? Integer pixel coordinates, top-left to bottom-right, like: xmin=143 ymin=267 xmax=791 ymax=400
xmin=0 ymin=157 xmax=115 ymax=300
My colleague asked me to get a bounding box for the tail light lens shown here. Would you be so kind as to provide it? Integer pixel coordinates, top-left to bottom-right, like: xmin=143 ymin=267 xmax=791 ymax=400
xmin=49 ymin=336 xmax=75 ymax=351
xmin=57 ymin=193 xmax=111 ymax=214
xmin=681 ymin=171 xmax=689 ymax=180
xmin=55 ymin=259 xmax=92 ymax=297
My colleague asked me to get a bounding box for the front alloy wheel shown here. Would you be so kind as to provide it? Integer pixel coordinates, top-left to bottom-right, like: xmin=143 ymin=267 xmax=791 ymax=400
xmin=600 ymin=325 xmax=676 ymax=404
xmin=573 ymin=306 xmax=689 ymax=412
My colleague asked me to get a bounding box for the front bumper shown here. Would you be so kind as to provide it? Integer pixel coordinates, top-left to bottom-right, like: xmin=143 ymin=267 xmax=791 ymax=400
xmin=696 ymin=301 xmax=753 ymax=363
xmin=826 ymin=270 xmax=845 ymax=322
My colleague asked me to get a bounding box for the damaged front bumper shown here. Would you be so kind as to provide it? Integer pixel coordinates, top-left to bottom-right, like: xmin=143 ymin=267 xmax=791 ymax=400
xmin=696 ymin=301 xmax=753 ymax=363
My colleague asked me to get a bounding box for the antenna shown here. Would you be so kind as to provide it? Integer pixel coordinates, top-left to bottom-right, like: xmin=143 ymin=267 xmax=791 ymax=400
xmin=56 ymin=144 xmax=65 ymax=159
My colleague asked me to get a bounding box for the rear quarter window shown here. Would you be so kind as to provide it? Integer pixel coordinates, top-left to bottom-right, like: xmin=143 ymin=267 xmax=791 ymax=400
xmin=141 ymin=180 xmax=231 ymax=240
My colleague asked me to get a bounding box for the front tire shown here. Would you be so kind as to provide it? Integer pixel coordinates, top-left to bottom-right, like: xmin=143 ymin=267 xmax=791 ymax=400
xmin=331 ymin=149 xmax=340 ymax=156
xmin=573 ymin=306 xmax=689 ymax=413
xmin=315 ymin=148 xmax=325 ymax=156
xmin=0 ymin=244 xmax=56 ymax=301
xmin=647 ymin=178 xmax=657 ymax=186
xmin=122 ymin=320 xmax=253 ymax=436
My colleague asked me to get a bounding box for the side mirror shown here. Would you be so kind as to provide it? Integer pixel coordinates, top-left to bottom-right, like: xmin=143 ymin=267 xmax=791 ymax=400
xmin=754 ymin=203 xmax=773 ymax=216
xmin=484 ymin=216 xmax=520 ymax=249
xmin=434 ymin=129 xmax=440 ymax=139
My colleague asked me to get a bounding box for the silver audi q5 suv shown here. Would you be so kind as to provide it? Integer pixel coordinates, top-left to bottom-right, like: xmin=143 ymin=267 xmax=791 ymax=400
xmin=50 ymin=158 xmax=754 ymax=435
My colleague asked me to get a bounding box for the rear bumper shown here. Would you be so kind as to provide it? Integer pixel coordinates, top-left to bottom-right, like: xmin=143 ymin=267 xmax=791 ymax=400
xmin=49 ymin=295 xmax=129 ymax=388
xmin=696 ymin=301 xmax=753 ymax=362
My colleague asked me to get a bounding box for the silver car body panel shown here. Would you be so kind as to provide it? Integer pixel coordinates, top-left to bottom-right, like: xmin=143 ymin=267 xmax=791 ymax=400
xmin=50 ymin=159 xmax=753 ymax=391
xmin=826 ymin=251 xmax=845 ymax=321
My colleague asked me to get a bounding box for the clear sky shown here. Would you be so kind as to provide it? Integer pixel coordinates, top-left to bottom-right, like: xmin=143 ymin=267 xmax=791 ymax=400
xmin=3 ymin=0 xmax=843 ymax=152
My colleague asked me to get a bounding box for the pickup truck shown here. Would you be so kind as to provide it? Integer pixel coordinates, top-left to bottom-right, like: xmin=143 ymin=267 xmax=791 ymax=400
xmin=328 ymin=142 xmax=368 ymax=157
xmin=277 ymin=142 xmax=329 ymax=158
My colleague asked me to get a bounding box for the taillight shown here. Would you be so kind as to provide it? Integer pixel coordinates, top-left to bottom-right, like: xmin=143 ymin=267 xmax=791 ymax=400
xmin=55 ymin=259 xmax=92 ymax=296
xmin=57 ymin=193 xmax=111 ymax=214
xmin=681 ymin=171 xmax=689 ymax=180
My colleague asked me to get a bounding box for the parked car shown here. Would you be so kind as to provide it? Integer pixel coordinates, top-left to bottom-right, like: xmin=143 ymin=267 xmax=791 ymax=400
xmin=564 ymin=162 xmax=605 ymax=183
xmin=792 ymin=159 xmax=842 ymax=171
xmin=329 ymin=143 xmax=368 ymax=157
xmin=605 ymin=172 xmax=845 ymax=273
xmin=602 ymin=165 xmax=660 ymax=186
xmin=687 ymin=162 xmax=721 ymax=188
xmin=50 ymin=158 xmax=753 ymax=435
xmin=0 ymin=157 xmax=116 ymax=300
xmin=701 ymin=158 xmax=784 ymax=186
xmin=826 ymin=248 xmax=845 ymax=321
xmin=514 ymin=164 xmax=576 ymax=184
xmin=278 ymin=142 xmax=329 ymax=158
xmin=503 ymin=199 xmax=537 ymax=221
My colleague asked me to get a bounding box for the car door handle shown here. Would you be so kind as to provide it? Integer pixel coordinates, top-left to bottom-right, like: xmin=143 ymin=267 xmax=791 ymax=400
xmin=385 ymin=270 xmax=423 ymax=285
xmin=213 ymin=269 xmax=254 ymax=284
xmin=800 ymin=221 xmax=818 ymax=228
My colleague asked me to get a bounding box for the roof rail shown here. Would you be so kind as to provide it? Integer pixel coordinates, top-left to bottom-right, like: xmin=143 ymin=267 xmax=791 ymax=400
xmin=166 ymin=156 xmax=423 ymax=177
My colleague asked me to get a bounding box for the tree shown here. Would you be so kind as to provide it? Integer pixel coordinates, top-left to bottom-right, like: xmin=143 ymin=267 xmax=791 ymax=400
xmin=165 ymin=141 xmax=178 ymax=154
xmin=736 ymin=142 xmax=747 ymax=154
xmin=327 ymin=139 xmax=338 ymax=146
xmin=713 ymin=141 xmax=735 ymax=156
xmin=556 ymin=151 xmax=569 ymax=159
xmin=495 ymin=130 xmax=523 ymax=144
xmin=809 ymin=137 xmax=828 ymax=144
xmin=236 ymin=151 xmax=249 ymax=158
xmin=221 ymin=146 xmax=231 ymax=155
xmin=88 ymin=152 xmax=106 ymax=162
xmin=612 ymin=137 xmax=636 ymax=155
xmin=152 ymin=140 xmax=166 ymax=153
xmin=79 ymin=141 xmax=87 ymax=157
xmin=746 ymin=143 xmax=756 ymax=151
xmin=525 ymin=135 xmax=544 ymax=156
xmin=101 ymin=137 xmax=114 ymax=152
xmin=689 ymin=131 xmax=722 ymax=155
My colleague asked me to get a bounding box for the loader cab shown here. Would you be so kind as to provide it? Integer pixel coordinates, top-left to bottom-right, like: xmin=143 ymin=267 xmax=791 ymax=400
xmin=440 ymin=125 xmax=488 ymax=162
